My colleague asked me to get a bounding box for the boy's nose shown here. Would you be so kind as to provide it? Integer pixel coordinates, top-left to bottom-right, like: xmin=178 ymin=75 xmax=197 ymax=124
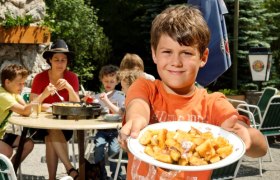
xmin=171 ymin=56 xmax=183 ymax=67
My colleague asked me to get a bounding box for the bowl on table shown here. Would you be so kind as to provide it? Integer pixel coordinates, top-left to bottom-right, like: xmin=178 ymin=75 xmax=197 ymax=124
xmin=104 ymin=114 xmax=122 ymax=121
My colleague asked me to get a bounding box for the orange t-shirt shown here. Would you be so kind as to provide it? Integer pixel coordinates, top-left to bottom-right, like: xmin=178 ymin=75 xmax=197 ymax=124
xmin=124 ymin=78 xmax=249 ymax=180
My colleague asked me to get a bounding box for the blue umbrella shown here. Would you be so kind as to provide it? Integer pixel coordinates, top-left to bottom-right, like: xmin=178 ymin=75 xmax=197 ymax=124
xmin=188 ymin=0 xmax=231 ymax=87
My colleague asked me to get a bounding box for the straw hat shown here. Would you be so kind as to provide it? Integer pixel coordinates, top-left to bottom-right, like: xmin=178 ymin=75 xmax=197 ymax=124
xmin=42 ymin=39 xmax=74 ymax=65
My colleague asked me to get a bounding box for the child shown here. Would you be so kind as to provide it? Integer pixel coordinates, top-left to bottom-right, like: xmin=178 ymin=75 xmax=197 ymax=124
xmin=0 ymin=64 xmax=34 ymax=165
xmin=120 ymin=53 xmax=155 ymax=81
xmin=119 ymin=4 xmax=268 ymax=180
xmin=100 ymin=70 xmax=142 ymax=117
xmin=93 ymin=64 xmax=125 ymax=179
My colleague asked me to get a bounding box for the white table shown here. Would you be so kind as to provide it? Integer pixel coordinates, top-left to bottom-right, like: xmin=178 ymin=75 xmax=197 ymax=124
xmin=9 ymin=112 xmax=121 ymax=180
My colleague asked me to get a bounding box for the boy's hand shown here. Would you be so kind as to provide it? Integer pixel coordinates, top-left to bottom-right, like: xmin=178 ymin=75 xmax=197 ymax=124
xmin=118 ymin=118 xmax=147 ymax=151
xmin=99 ymin=92 xmax=109 ymax=102
xmin=221 ymin=115 xmax=252 ymax=150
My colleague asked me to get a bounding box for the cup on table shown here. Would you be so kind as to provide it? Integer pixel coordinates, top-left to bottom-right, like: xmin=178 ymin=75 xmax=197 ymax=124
xmin=31 ymin=101 xmax=41 ymax=118
xmin=85 ymin=91 xmax=95 ymax=103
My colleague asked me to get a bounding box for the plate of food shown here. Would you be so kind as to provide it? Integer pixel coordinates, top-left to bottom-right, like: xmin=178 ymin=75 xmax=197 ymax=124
xmin=127 ymin=121 xmax=245 ymax=171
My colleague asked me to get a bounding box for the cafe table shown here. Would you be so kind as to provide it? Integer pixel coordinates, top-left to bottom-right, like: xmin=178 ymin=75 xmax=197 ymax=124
xmin=9 ymin=112 xmax=121 ymax=180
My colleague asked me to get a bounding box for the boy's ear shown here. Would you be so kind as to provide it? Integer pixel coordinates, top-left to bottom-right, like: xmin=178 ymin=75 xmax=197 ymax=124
xmin=151 ymin=47 xmax=157 ymax=64
xmin=200 ymin=48 xmax=209 ymax=68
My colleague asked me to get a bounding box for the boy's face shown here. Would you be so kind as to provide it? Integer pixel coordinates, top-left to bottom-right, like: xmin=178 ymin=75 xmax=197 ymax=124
xmin=5 ymin=75 xmax=26 ymax=94
xmin=101 ymin=75 xmax=118 ymax=92
xmin=152 ymin=34 xmax=208 ymax=95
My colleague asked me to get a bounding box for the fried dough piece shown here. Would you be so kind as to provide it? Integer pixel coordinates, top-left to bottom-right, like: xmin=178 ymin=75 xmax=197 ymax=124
xmin=216 ymin=145 xmax=233 ymax=158
xmin=154 ymin=152 xmax=173 ymax=164
xmin=178 ymin=157 xmax=188 ymax=166
xmin=170 ymin=147 xmax=181 ymax=162
xmin=139 ymin=130 xmax=153 ymax=145
xmin=195 ymin=139 xmax=215 ymax=160
xmin=158 ymin=129 xmax=168 ymax=149
xmin=144 ymin=145 xmax=154 ymax=157
xmin=189 ymin=156 xmax=208 ymax=166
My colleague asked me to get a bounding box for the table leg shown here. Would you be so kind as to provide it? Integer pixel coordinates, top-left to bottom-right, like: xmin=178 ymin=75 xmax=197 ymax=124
xmin=77 ymin=130 xmax=85 ymax=180
xmin=13 ymin=127 xmax=28 ymax=172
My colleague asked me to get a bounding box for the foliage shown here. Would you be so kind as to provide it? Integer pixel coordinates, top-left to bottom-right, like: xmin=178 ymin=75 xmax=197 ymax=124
xmin=218 ymin=89 xmax=241 ymax=95
xmin=0 ymin=13 xmax=33 ymax=27
xmin=44 ymin=0 xmax=111 ymax=89
xmin=240 ymin=83 xmax=259 ymax=91
xmin=89 ymin=0 xmax=185 ymax=79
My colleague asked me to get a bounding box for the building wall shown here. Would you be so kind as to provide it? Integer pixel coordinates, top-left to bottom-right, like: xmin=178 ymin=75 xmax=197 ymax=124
xmin=0 ymin=0 xmax=50 ymax=87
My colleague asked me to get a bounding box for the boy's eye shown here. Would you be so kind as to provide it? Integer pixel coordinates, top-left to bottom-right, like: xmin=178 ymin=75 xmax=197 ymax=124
xmin=162 ymin=50 xmax=171 ymax=54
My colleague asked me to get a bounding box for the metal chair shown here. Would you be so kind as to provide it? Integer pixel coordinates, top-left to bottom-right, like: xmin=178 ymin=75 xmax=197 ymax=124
xmin=108 ymin=148 xmax=128 ymax=180
xmin=237 ymin=95 xmax=280 ymax=176
xmin=211 ymin=158 xmax=243 ymax=180
xmin=236 ymin=87 xmax=278 ymax=124
xmin=0 ymin=153 xmax=17 ymax=180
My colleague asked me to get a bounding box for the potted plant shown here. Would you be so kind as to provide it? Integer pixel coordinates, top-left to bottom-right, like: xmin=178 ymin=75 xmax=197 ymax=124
xmin=0 ymin=13 xmax=50 ymax=44
xmin=241 ymin=83 xmax=262 ymax=105
xmin=217 ymin=89 xmax=245 ymax=108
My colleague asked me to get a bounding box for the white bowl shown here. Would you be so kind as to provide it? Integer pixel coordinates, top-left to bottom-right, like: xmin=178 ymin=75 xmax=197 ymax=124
xmin=104 ymin=114 xmax=122 ymax=121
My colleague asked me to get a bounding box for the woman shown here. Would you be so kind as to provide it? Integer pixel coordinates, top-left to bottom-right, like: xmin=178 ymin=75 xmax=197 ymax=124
xmin=30 ymin=39 xmax=80 ymax=180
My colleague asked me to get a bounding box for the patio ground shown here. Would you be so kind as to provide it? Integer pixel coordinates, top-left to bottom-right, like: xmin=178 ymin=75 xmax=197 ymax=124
xmin=18 ymin=141 xmax=280 ymax=179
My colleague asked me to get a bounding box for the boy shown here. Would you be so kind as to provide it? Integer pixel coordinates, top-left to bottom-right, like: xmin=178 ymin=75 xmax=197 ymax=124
xmin=119 ymin=4 xmax=268 ymax=180
xmin=120 ymin=53 xmax=155 ymax=81
xmin=0 ymin=64 xmax=34 ymax=165
xmin=100 ymin=70 xmax=142 ymax=116
xmin=93 ymin=65 xmax=125 ymax=179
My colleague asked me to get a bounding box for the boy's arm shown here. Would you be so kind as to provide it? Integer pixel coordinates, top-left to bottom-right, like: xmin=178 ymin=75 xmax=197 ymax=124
xmin=99 ymin=92 xmax=123 ymax=115
xmin=221 ymin=115 xmax=268 ymax=158
xmin=119 ymin=98 xmax=150 ymax=149
xmin=10 ymin=102 xmax=32 ymax=116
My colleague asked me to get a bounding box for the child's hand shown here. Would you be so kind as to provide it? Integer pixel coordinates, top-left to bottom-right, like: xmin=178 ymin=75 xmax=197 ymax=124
xmin=99 ymin=92 xmax=109 ymax=103
xmin=118 ymin=118 xmax=147 ymax=151
xmin=221 ymin=115 xmax=252 ymax=150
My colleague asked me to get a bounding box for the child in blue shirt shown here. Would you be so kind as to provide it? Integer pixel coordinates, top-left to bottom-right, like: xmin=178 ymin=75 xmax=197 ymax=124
xmin=93 ymin=65 xmax=125 ymax=179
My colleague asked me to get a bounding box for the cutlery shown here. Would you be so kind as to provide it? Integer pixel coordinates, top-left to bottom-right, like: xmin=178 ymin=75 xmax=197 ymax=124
xmin=54 ymin=90 xmax=64 ymax=101
xmin=106 ymin=91 xmax=114 ymax=96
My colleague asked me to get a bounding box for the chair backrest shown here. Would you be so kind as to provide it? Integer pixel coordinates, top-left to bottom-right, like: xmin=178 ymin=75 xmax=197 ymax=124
xmin=0 ymin=154 xmax=17 ymax=180
xmin=211 ymin=158 xmax=242 ymax=180
xmin=256 ymin=87 xmax=278 ymax=116
xmin=259 ymin=95 xmax=280 ymax=136
xmin=59 ymin=176 xmax=73 ymax=180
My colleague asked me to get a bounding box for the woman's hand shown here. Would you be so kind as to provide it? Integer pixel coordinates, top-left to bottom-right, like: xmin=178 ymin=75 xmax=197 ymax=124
xmin=56 ymin=79 xmax=72 ymax=91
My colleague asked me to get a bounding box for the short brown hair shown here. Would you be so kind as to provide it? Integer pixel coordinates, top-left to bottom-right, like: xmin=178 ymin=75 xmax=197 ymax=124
xmin=1 ymin=64 xmax=29 ymax=87
xmin=99 ymin=64 xmax=120 ymax=81
xmin=120 ymin=53 xmax=144 ymax=71
xmin=118 ymin=70 xmax=142 ymax=87
xmin=150 ymin=4 xmax=210 ymax=56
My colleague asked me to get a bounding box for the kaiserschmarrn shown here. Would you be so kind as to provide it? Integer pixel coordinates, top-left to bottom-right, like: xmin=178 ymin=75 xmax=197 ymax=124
xmin=139 ymin=126 xmax=233 ymax=166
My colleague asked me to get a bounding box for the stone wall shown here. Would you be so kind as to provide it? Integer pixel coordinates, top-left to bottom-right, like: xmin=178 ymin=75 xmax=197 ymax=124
xmin=0 ymin=0 xmax=50 ymax=87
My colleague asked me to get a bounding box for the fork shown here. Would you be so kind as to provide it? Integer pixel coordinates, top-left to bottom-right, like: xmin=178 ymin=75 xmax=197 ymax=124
xmin=54 ymin=90 xmax=64 ymax=101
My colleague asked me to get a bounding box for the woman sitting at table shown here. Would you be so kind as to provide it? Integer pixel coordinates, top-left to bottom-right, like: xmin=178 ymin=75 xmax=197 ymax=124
xmin=30 ymin=39 xmax=80 ymax=180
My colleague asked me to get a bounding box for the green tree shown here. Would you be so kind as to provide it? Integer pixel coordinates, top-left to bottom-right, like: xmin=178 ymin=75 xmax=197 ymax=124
xmin=44 ymin=0 xmax=111 ymax=90
xmin=89 ymin=0 xmax=185 ymax=79
xmin=263 ymin=0 xmax=280 ymax=88
xmin=208 ymin=0 xmax=279 ymax=91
